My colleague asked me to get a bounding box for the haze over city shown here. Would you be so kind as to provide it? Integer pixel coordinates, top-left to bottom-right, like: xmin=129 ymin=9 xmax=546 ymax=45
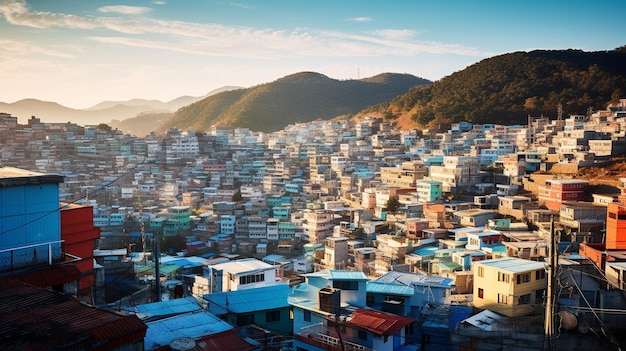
xmin=1 ymin=0 xmax=624 ymax=109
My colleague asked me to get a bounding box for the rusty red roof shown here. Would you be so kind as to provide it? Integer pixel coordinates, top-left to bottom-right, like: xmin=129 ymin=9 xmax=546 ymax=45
xmin=15 ymin=264 xmax=81 ymax=288
xmin=347 ymin=309 xmax=415 ymax=336
xmin=0 ymin=282 xmax=147 ymax=351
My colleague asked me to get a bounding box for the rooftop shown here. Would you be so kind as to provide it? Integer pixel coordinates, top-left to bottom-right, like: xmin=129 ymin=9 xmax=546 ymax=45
xmin=0 ymin=166 xmax=64 ymax=187
xmin=0 ymin=281 xmax=146 ymax=350
xmin=476 ymin=257 xmax=546 ymax=273
xmin=144 ymin=310 xmax=233 ymax=350
xmin=347 ymin=309 xmax=415 ymax=336
xmin=208 ymin=257 xmax=274 ymax=274
xmin=204 ymin=284 xmax=291 ymax=314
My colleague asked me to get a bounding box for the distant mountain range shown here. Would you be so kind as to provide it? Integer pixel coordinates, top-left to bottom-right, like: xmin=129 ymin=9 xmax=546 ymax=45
xmin=0 ymin=86 xmax=240 ymax=127
xmin=4 ymin=46 xmax=625 ymax=135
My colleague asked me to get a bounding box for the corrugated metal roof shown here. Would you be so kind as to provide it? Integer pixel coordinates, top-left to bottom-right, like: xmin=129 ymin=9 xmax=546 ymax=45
xmin=366 ymin=281 xmax=414 ymax=296
xmin=208 ymin=258 xmax=273 ymax=274
xmin=347 ymin=309 xmax=414 ymax=336
xmin=329 ymin=270 xmax=368 ymax=281
xmin=193 ymin=329 xmax=257 ymax=351
xmin=144 ymin=310 xmax=233 ymax=350
xmin=136 ymin=296 xmax=203 ymax=320
xmin=204 ymin=284 xmax=291 ymax=314
xmin=436 ymin=261 xmax=462 ymax=271
xmin=0 ymin=281 xmax=146 ymax=351
xmin=476 ymin=257 xmax=545 ymax=273
xmin=16 ymin=264 xmax=81 ymax=288
xmin=372 ymin=271 xmax=454 ymax=289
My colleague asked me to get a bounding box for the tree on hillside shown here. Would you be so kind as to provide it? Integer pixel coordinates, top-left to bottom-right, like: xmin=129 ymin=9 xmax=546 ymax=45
xmin=232 ymin=189 xmax=243 ymax=202
xmin=384 ymin=196 xmax=401 ymax=213
xmin=97 ymin=123 xmax=113 ymax=133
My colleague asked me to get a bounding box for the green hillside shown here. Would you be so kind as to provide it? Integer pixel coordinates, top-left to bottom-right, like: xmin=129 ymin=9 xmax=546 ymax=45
xmin=159 ymin=72 xmax=431 ymax=132
xmin=361 ymin=47 xmax=626 ymax=129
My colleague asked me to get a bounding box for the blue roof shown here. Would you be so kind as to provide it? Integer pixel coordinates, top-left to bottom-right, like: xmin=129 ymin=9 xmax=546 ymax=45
xmin=135 ymin=296 xmax=202 ymax=319
xmin=263 ymin=254 xmax=290 ymax=264
xmin=144 ymin=310 xmax=232 ymax=350
xmin=204 ymin=284 xmax=292 ymax=314
xmin=366 ymin=281 xmax=414 ymax=296
xmin=413 ymin=246 xmax=438 ymax=256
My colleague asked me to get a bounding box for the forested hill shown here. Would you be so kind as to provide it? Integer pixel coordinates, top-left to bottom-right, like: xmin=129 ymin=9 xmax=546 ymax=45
xmin=359 ymin=47 xmax=626 ymax=130
xmin=159 ymin=72 xmax=431 ymax=132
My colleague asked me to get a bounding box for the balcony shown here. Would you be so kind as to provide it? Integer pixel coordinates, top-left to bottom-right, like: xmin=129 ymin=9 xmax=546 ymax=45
xmin=295 ymin=323 xmax=373 ymax=351
xmin=0 ymin=240 xmax=65 ymax=276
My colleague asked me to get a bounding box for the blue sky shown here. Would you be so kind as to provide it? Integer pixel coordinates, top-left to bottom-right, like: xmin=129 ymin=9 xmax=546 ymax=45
xmin=1 ymin=0 xmax=623 ymax=109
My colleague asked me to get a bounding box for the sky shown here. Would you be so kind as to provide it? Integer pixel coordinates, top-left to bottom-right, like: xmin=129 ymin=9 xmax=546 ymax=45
xmin=1 ymin=0 xmax=624 ymax=109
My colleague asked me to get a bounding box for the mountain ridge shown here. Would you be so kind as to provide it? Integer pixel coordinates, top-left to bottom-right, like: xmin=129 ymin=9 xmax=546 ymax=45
xmin=159 ymin=72 xmax=431 ymax=132
xmin=355 ymin=47 xmax=626 ymax=130
xmin=0 ymin=86 xmax=242 ymax=126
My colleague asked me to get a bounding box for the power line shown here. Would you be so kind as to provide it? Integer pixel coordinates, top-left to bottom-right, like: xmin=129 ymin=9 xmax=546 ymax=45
xmin=0 ymin=158 xmax=152 ymax=236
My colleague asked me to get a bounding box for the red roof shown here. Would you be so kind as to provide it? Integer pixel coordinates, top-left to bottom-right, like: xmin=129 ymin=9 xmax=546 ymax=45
xmin=347 ymin=309 xmax=415 ymax=336
xmin=0 ymin=282 xmax=146 ymax=351
xmin=15 ymin=264 xmax=81 ymax=288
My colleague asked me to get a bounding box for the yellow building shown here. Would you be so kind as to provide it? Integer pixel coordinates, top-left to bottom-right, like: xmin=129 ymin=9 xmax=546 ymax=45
xmin=473 ymin=257 xmax=546 ymax=317
xmin=380 ymin=161 xmax=425 ymax=188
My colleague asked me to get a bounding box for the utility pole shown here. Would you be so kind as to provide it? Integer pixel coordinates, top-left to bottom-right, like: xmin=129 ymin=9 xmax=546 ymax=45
xmin=544 ymin=215 xmax=556 ymax=350
xmin=154 ymin=229 xmax=161 ymax=302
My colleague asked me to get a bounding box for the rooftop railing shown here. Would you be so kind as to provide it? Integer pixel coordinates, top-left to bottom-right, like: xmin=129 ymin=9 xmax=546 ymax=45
xmin=0 ymin=240 xmax=64 ymax=275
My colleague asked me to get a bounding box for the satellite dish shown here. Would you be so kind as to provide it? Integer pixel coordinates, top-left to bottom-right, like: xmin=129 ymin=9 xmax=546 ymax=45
xmin=169 ymin=337 xmax=196 ymax=351
xmin=557 ymin=311 xmax=577 ymax=330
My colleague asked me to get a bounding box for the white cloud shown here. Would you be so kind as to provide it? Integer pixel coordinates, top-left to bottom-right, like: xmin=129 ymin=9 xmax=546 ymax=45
xmin=0 ymin=0 xmax=489 ymax=58
xmin=151 ymin=1 xmax=166 ymax=5
xmin=370 ymin=29 xmax=416 ymax=40
xmin=98 ymin=5 xmax=152 ymax=15
xmin=347 ymin=17 xmax=371 ymax=23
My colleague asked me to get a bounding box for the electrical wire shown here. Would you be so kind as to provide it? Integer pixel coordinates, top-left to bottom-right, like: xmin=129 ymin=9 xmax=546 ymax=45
xmin=0 ymin=158 xmax=152 ymax=236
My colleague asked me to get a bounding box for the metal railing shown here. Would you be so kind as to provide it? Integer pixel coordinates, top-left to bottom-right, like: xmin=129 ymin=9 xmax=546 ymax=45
xmin=0 ymin=240 xmax=64 ymax=274
xmin=297 ymin=323 xmax=373 ymax=351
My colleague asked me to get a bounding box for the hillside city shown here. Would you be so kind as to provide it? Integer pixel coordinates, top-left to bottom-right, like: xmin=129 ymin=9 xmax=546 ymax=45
xmin=1 ymin=99 xmax=626 ymax=350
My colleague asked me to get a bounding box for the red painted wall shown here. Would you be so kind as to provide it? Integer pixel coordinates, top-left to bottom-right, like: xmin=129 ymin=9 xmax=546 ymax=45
xmin=61 ymin=205 xmax=101 ymax=294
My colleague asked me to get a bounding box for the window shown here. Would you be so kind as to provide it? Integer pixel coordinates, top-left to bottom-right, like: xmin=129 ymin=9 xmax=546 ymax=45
xmin=266 ymin=310 xmax=281 ymax=323
xmin=333 ymin=280 xmax=358 ymax=290
xmin=498 ymin=272 xmax=509 ymax=282
xmin=303 ymin=310 xmax=311 ymax=322
xmin=239 ymin=273 xmax=265 ymax=285
xmin=535 ymin=270 xmax=545 ymax=280
xmin=358 ymin=330 xmax=367 ymax=340
xmin=478 ymin=288 xmax=484 ymax=299
xmin=519 ymin=293 xmax=531 ymax=305
xmin=237 ymin=314 xmax=254 ymax=326
xmin=498 ymin=294 xmax=508 ymax=304
xmin=477 ymin=266 xmax=484 ymax=278
xmin=516 ymin=273 xmax=530 ymax=284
